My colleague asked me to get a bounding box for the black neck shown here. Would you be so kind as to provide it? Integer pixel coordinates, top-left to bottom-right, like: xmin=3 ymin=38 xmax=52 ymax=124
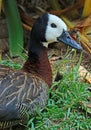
xmin=28 ymin=38 xmax=44 ymax=58
xmin=23 ymin=39 xmax=52 ymax=87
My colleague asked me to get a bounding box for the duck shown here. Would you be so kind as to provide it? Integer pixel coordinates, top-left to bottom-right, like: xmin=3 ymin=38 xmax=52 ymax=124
xmin=0 ymin=65 xmax=14 ymax=81
xmin=0 ymin=13 xmax=82 ymax=129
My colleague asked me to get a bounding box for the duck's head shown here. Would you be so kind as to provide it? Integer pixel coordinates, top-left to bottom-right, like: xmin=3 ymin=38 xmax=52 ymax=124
xmin=31 ymin=13 xmax=82 ymax=50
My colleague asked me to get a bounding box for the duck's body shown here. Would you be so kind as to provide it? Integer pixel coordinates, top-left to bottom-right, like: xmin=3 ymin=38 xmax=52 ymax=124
xmin=0 ymin=71 xmax=48 ymax=128
xmin=0 ymin=65 xmax=14 ymax=80
xmin=0 ymin=45 xmax=51 ymax=129
xmin=0 ymin=13 xmax=82 ymax=129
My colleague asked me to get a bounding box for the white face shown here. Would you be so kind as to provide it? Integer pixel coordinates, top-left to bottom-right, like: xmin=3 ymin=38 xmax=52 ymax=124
xmin=45 ymin=14 xmax=67 ymax=43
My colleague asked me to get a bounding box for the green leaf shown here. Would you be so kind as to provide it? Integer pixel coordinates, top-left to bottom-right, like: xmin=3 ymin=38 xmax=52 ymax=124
xmin=3 ymin=0 xmax=23 ymax=57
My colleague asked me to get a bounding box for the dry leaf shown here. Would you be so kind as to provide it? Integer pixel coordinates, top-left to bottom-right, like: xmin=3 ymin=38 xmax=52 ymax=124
xmin=71 ymin=15 xmax=91 ymax=55
xmin=82 ymin=0 xmax=91 ymax=17
xmin=78 ymin=65 xmax=91 ymax=83
xmin=79 ymin=33 xmax=91 ymax=54
xmin=75 ymin=15 xmax=91 ymax=33
xmin=71 ymin=30 xmax=91 ymax=55
xmin=22 ymin=23 xmax=32 ymax=31
xmin=86 ymin=78 xmax=91 ymax=84
xmin=50 ymin=56 xmax=62 ymax=62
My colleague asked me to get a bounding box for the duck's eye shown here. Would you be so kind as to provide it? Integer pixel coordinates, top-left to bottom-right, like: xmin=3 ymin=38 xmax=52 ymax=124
xmin=51 ymin=23 xmax=57 ymax=28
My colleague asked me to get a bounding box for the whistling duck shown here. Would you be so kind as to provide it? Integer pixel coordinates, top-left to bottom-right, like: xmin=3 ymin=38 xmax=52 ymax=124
xmin=0 ymin=13 xmax=82 ymax=129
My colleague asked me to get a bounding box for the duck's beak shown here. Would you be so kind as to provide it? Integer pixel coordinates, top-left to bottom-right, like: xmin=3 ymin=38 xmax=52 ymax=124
xmin=57 ymin=30 xmax=82 ymax=50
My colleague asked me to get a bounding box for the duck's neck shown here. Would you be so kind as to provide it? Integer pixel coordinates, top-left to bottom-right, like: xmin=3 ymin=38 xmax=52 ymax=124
xmin=23 ymin=44 xmax=52 ymax=87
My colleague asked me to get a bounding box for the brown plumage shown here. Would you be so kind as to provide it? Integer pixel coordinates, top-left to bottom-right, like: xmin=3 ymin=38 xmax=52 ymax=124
xmin=0 ymin=13 xmax=82 ymax=129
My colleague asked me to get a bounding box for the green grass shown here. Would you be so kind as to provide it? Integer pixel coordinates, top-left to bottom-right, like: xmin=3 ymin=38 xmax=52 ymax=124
xmin=0 ymin=60 xmax=22 ymax=69
xmin=26 ymin=69 xmax=91 ymax=130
